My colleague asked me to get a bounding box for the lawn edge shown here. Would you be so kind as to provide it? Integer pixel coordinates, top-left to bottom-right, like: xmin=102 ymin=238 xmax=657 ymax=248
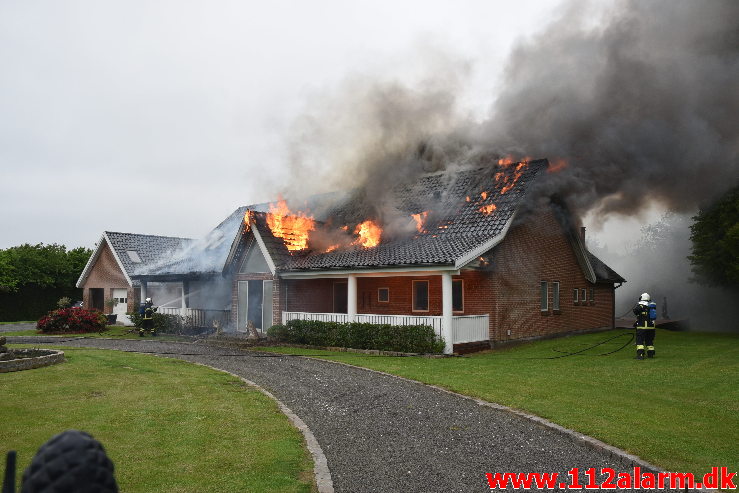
xmin=188 ymin=361 xmax=334 ymax=493
xmin=291 ymin=353 xmax=712 ymax=492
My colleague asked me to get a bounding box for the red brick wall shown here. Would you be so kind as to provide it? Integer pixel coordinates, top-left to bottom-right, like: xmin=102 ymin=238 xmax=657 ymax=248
xmin=486 ymin=206 xmax=614 ymax=342
xmin=81 ymin=241 xmax=133 ymax=314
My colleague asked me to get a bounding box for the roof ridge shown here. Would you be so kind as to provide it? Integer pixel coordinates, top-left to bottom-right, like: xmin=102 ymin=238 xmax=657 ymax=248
xmin=104 ymin=231 xmax=195 ymax=241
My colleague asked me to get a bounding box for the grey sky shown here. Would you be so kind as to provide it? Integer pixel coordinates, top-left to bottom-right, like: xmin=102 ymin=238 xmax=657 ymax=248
xmin=0 ymin=0 xmax=573 ymax=249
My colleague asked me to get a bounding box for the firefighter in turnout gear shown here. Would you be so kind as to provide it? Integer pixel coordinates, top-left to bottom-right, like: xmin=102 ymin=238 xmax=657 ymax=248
xmin=633 ymin=292 xmax=657 ymax=359
xmin=139 ymin=297 xmax=158 ymax=337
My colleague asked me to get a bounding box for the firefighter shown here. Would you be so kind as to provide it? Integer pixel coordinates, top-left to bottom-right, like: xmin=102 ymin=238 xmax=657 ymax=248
xmin=633 ymin=292 xmax=657 ymax=359
xmin=139 ymin=297 xmax=158 ymax=337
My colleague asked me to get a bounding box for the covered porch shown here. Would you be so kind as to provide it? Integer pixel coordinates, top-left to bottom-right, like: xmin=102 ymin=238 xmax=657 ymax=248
xmin=280 ymin=269 xmax=492 ymax=354
xmin=282 ymin=311 xmax=489 ymax=350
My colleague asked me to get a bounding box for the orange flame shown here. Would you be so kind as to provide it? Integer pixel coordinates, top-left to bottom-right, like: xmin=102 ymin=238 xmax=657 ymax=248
xmin=481 ymin=191 xmax=488 ymax=200
xmin=353 ymin=220 xmax=382 ymax=248
xmin=266 ymin=198 xmax=315 ymax=251
xmin=548 ymin=158 xmax=568 ymax=173
xmin=324 ymin=244 xmax=340 ymax=253
xmin=479 ymin=204 xmax=497 ymax=215
xmin=499 ymin=161 xmax=529 ymax=194
xmin=411 ymin=211 xmax=429 ymax=233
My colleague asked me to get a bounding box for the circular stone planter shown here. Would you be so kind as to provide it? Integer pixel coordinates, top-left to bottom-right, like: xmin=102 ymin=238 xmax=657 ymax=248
xmin=0 ymin=349 xmax=65 ymax=373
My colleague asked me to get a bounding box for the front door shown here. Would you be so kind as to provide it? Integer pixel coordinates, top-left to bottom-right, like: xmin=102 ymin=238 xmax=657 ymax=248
xmin=112 ymin=289 xmax=128 ymax=317
xmin=237 ymin=280 xmax=266 ymax=332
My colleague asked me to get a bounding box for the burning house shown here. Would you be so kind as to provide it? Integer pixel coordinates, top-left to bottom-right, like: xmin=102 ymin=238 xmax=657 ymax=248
xmin=76 ymin=155 xmax=623 ymax=351
xmin=75 ymin=207 xmax=260 ymax=326
xmin=224 ymin=157 xmax=625 ymax=353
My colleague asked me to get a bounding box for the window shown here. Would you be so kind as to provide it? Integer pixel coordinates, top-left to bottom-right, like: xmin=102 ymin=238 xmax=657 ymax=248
xmin=573 ymin=288 xmax=579 ymax=304
xmin=378 ymin=287 xmax=389 ymax=303
xmin=581 ymin=288 xmax=587 ymax=304
xmin=552 ymin=281 xmax=560 ymax=311
xmin=452 ymin=280 xmax=463 ymax=312
xmin=412 ymin=281 xmax=429 ymax=312
xmin=126 ymin=250 xmax=142 ymax=263
xmin=589 ymin=288 xmax=595 ymax=303
xmin=540 ymin=281 xmax=548 ymax=311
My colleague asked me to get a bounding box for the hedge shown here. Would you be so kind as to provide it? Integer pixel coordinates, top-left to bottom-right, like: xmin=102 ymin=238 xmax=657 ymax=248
xmin=267 ymin=319 xmax=445 ymax=353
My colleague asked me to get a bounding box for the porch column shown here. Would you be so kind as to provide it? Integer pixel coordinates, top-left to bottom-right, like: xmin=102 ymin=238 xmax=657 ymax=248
xmin=347 ymin=274 xmax=357 ymax=322
xmin=180 ymin=282 xmax=187 ymax=317
xmin=441 ymin=271 xmax=454 ymax=354
xmin=140 ymin=281 xmax=147 ymax=303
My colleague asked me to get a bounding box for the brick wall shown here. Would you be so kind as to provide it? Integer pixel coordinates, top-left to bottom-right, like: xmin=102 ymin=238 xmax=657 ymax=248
xmin=486 ymin=206 xmax=614 ymax=342
xmin=80 ymin=241 xmax=133 ymax=314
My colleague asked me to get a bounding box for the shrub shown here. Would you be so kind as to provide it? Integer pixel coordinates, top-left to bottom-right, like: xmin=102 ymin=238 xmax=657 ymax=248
xmin=56 ymin=297 xmax=72 ymax=309
xmin=128 ymin=311 xmax=182 ymax=334
xmin=268 ymin=319 xmax=445 ymax=353
xmin=37 ymin=308 xmax=107 ymax=334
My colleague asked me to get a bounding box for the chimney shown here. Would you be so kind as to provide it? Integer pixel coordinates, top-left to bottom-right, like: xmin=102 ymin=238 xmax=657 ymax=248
xmin=580 ymin=226 xmax=586 ymax=244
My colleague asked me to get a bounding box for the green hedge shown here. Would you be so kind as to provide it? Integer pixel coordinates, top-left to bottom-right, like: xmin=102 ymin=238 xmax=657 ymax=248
xmin=267 ymin=319 xmax=445 ymax=353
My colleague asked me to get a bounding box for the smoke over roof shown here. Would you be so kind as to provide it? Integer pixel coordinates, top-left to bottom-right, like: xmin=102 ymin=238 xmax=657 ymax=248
xmin=279 ymin=0 xmax=738 ymax=227
xmin=481 ymin=0 xmax=739 ymax=220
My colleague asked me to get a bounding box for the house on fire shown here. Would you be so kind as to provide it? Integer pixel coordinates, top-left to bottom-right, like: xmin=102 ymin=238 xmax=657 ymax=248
xmin=223 ymin=158 xmax=625 ymax=354
xmin=75 ymin=206 xmax=263 ymax=326
xmin=76 ymin=157 xmax=624 ymax=353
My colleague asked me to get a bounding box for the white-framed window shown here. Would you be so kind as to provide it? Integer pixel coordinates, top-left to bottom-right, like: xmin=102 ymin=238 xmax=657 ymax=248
xmin=589 ymin=288 xmax=595 ymax=303
xmin=412 ymin=280 xmax=429 ymax=312
xmin=552 ymin=281 xmax=560 ymax=311
xmin=540 ymin=281 xmax=548 ymax=311
xmin=581 ymin=288 xmax=587 ymax=304
xmin=573 ymin=288 xmax=579 ymax=304
xmin=452 ymin=279 xmax=464 ymax=312
xmin=378 ymin=287 xmax=389 ymax=303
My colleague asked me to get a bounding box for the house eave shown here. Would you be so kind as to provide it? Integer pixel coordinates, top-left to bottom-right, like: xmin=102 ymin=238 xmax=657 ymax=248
xmin=453 ymin=212 xmax=517 ymax=270
xmin=279 ymin=265 xmax=460 ymax=279
xmin=76 ymin=233 xmax=133 ymax=288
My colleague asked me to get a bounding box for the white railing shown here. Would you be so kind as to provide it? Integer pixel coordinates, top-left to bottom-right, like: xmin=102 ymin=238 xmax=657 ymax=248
xmin=157 ymin=307 xmax=230 ymax=328
xmin=282 ymin=311 xmax=488 ymax=344
xmin=451 ymin=315 xmax=489 ymax=343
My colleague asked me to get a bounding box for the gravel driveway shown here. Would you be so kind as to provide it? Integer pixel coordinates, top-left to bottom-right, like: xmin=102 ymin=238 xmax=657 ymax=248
xmin=10 ymin=337 xmax=673 ymax=492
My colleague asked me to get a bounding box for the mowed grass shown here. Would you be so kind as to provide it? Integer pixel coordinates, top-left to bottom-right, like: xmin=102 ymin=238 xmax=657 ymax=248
xmin=1 ymin=325 xmax=186 ymax=340
xmin=1 ymin=348 xmax=314 ymax=493
xmin=257 ymin=329 xmax=738 ymax=477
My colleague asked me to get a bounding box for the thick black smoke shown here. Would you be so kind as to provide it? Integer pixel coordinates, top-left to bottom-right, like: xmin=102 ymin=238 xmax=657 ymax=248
xmin=481 ymin=0 xmax=739 ymax=222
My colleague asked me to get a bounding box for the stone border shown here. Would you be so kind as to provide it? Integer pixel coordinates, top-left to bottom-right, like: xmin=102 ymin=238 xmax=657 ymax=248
xmin=0 ymin=349 xmax=65 ymax=373
xmin=296 ymin=355 xmax=719 ymax=490
xmin=194 ymin=364 xmax=335 ymax=493
xmin=122 ymin=351 xmax=335 ymax=493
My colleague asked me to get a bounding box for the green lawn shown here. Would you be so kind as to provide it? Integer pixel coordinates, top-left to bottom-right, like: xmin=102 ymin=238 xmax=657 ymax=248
xmin=1 ymin=347 xmax=314 ymax=492
xmin=1 ymin=325 xmax=186 ymax=340
xmin=257 ymin=329 xmax=738 ymax=478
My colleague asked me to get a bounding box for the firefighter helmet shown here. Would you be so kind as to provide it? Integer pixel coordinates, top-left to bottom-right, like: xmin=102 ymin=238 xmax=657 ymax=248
xmin=145 ymin=297 xmax=152 ymax=304
xmin=639 ymin=293 xmax=651 ymax=302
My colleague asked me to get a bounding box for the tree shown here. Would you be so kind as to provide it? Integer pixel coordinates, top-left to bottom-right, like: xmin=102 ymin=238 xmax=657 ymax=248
xmin=0 ymin=243 xmax=93 ymax=292
xmin=689 ymin=185 xmax=739 ymax=289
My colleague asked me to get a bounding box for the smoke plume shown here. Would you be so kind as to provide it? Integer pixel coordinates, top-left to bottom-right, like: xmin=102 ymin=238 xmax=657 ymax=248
xmin=481 ymin=0 xmax=739 ymax=221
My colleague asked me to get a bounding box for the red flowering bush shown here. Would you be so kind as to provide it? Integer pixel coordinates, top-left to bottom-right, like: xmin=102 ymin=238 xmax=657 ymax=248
xmin=37 ymin=308 xmax=107 ymax=334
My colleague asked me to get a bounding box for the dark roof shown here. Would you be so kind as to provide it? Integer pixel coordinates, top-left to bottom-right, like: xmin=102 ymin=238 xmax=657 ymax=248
xmin=252 ymin=159 xmax=548 ymax=271
xmin=102 ymin=232 xmax=194 ymax=284
xmin=586 ymin=251 xmax=626 ymax=283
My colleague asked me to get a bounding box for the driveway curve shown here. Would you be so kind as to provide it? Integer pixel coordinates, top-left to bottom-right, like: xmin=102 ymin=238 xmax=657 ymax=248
xmin=13 ymin=337 xmax=670 ymax=492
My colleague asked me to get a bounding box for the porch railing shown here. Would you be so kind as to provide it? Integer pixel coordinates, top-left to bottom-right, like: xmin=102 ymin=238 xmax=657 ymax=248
xmin=157 ymin=307 xmax=230 ymax=329
xmin=282 ymin=311 xmax=489 ymax=344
